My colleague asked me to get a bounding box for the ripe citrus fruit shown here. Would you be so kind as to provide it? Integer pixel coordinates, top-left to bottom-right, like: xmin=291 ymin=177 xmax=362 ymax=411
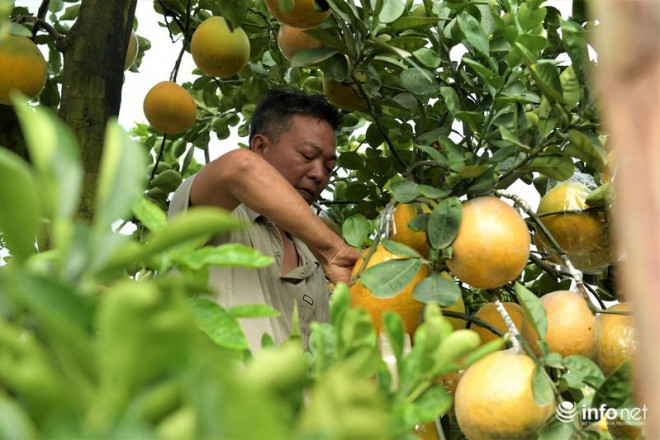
xmin=596 ymin=302 xmax=637 ymax=376
xmin=391 ymin=203 xmax=431 ymax=258
xmin=447 ymin=197 xmax=531 ymax=289
xmin=522 ymin=290 xmax=598 ymax=359
xmin=143 ymin=81 xmax=197 ymax=134
xmin=350 ymin=244 xmax=428 ymax=336
xmin=265 ymin=0 xmax=331 ymax=28
xmin=472 ymin=302 xmax=526 ymax=346
xmin=455 ymin=350 xmax=556 ymax=440
xmin=190 ymin=16 xmax=250 ymax=78
xmin=536 ymin=181 xmax=614 ymax=273
xmin=124 ymin=31 xmax=138 ymax=71
xmin=0 ymin=34 xmax=48 ymax=105
xmin=277 ymin=24 xmax=323 ymax=62
xmin=323 ymin=73 xmax=367 ymax=111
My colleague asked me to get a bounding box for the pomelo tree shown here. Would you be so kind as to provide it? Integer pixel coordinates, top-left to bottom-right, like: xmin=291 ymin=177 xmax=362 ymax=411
xmin=1 ymin=0 xmax=653 ymax=438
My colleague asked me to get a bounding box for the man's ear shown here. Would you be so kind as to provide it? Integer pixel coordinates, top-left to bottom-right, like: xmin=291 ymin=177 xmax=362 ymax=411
xmin=250 ymin=133 xmax=269 ymax=155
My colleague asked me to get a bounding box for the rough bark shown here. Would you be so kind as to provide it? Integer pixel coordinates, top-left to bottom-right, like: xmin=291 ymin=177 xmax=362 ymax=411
xmin=58 ymin=0 xmax=138 ymax=220
xmin=592 ymin=1 xmax=660 ymax=437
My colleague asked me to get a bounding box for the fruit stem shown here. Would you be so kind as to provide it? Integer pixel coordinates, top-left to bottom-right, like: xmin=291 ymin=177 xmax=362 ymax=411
xmin=494 ymin=190 xmax=595 ymax=308
xmin=493 ymin=299 xmax=522 ymax=354
xmin=441 ymin=311 xmax=505 ymax=338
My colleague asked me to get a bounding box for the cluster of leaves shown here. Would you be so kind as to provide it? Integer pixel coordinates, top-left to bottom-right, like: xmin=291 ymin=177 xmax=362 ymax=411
xmin=0 ymin=98 xmax=514 ymax=439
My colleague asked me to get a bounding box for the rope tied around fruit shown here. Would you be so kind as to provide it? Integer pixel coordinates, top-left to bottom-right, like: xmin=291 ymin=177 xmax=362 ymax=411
xmin=494 ymin=299 xmax=522 ymax=354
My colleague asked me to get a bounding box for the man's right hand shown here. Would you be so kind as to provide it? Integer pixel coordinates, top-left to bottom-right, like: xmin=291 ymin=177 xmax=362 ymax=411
xmin=317 ymin=240 xmax=359 ymax=286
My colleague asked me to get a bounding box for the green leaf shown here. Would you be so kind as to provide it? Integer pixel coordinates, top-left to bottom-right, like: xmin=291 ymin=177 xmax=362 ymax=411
xmin=402 ymin=385 xmax=452 ymax=425
xmin=592 ymin=361 xmax=633 ymax=410
xmin=514 ymin=283 xmax=547 ymax=340
xmin=563 ymin=355 xmax=605 ymax=387
xmin=132 ymin=196 xmax=167 ymax=232
xmin=180 ymin=244 xmax=274 ymax=270
xmin=330 ymin=282 xmax=350 ymax=326
xmin=585 ymin=182 xmax=612 ymax=208
xmin=427 ymin=197 xmax=462 ymax=249
xmin=533 ymin=366 xmax=555 ymax=406
xmin=360 ymin=258 xmax=423 ymax=298
xmin=290 ymin=47 xmax=338 ymax=67
xmin=0 ymin=394 xmax=37 ymax=440
xmin=524 ymin=155 xmax=575 ymax=180
xmin=399 ymin=68 xmax=437 ymax=95
xmin=338 ymin=151 xmax=364 ymax=170
xmin=515 ymin=34 xmax=549 ymax=54
xmin=538 ymin=418 xmax=576 ymax=440
xmin=566 ymin=129 xmax=608 ymax=171
xmin=60 ymin=4 xmax=80 ymax=20
xmin=390 ymin=15 xmax=440 ymax=31
xmin=191 ymin=299 xmax=248 ymax=351
xmin=342 ymin=214 xmax=370 ymax=247
xmin=345 ymin=182 xmax=370 ymax=202
xmin=413 ymin=272 xmax=461 ymax=307
xmin=417 ymin=185 xmax=450 ymax=199
xmin=383 ymin=311 xmax=405 ymax=365
xmin=440 ymin=86 xmax=461 ymax=115
xmin=413 ymin=48 xmax=441 ymax=68
xmin=381 ymin=238 xmax=421 ymax=258
xmin=378 ymin=0 xmax=405 ymax=23
xmin=560 ymin=66 xmax=580 ymax=110
xmin=0 ymin=150 xmax=41 ymax=263
xmin=228 ymin=304 xmax=280 ymax=318
xmin=96 ymin=120 xmax=148 ymax=229
xmin=13 ymin=98 xmax=82 ymax=221
xmin=530 ymin=61 xmax=563 ymax=102
xmin=152 ymin=169 xmax=182 ymax=193
xmin=390 ymin=179 xmax=419 ymax=203
xmin=457 ymin=11 xmax=489 ymax=57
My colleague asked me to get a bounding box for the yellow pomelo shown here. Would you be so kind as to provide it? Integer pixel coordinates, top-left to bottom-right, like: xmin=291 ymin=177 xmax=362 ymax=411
xmin=536 ymin=181 xmax=614 ymax=273
xmin=447 ymin=196 xmax=531 ymax=289
xmin=323 ymin=72 xmax=367 ymax=111
xmin=522 ymin=290 xmax=598 ymax=359
xmin=265 ymin=0 xmax=331 ymax=28
xmin=391 ymin=203 xmax=431 ymax=258
xmin=143 ymin=81 xmax=197 ymax=134
xmin=473 ymin=302 xmax=525 ymax=346
xmin=596 ymin=302 xmax=637 ymax=376
xmin=350 ymin=244 xmax=429 ymax=336
xmin=191 ymin=16 xmax=250 ymax=78
xmin=0 ymin=34 xmax=48 ymax=105
xmin=455 ymin=350 xmax=556 ymax=440
xmin=124 ymin=31 xmax=139 ymax=71
xmin=277 ymin=24 xmax=323 ymax=62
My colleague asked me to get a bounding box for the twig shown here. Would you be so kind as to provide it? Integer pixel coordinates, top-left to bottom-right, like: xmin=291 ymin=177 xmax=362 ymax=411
xmin=31 ymin=0 xmax=50 ymax=39
xmin=494 ymin=189 xmax=593 ymax=307
xmin=148 ymin=136 xmax=168 ymax=186
xmin=353 ymin=78 xmax=407 ymax=170
xmin=13 ymin=15 xmax=65 ymax=50
xmin=441 ymin=311 xmax=505 ymax=338
xmin=170 ymin=0 xmax=192 ymax=82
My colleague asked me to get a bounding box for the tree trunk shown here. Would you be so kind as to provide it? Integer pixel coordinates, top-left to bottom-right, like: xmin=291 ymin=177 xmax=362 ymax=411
xmin=59 ymin=0 xmax=137 ymax=220
xmin=0 ymin=104 xmax=28 ymax=161
xmin=592 ymin=1 xmax=660 ymax=437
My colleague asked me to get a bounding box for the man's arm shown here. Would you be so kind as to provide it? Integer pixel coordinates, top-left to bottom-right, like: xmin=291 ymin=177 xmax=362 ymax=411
xmin=190 ymin=148 xmax=359 ymax=284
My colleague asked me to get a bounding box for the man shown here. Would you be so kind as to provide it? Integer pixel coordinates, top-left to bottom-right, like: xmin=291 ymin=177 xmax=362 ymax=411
xmin=169 ymin=89 xmax=359 ymax=352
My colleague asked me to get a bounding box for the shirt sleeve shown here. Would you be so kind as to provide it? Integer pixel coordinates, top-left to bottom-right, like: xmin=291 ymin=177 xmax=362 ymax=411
xmin=168 ymin=174 xmax=197 ymax=219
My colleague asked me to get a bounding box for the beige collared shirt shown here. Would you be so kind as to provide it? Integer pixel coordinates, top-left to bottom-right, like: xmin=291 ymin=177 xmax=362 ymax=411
xmin=168 ymin=175 xmax=330 ymax=352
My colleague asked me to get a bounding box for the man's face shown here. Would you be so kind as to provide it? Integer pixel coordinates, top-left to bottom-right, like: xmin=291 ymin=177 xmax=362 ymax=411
xmin=252 ymin=114 xmax=337 ymax=205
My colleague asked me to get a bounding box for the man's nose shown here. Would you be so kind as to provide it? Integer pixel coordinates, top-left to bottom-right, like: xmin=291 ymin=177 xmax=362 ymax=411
xmin=308 ymin=160 xmax=325 ymax=182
